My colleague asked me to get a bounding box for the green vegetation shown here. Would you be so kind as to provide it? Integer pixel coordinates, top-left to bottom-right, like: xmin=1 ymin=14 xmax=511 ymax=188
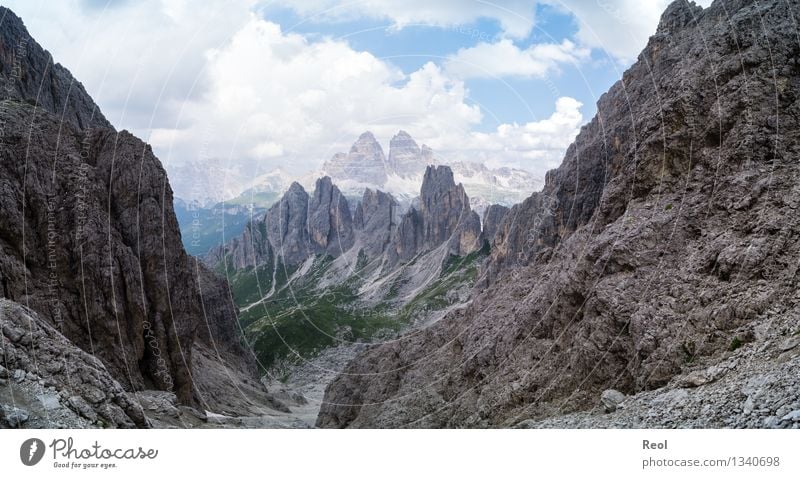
xmin=230 ymin=246 xmax=489 ymax=373
xmin=681 ymin=340 xmax=697 ymax=363
xmin=728 ymin=336 xmax=743 ymax=352
xmin=400 ymin=246 xmax=488 ymax=322
xmin=232 ymin=255 xmax=397 ymax=371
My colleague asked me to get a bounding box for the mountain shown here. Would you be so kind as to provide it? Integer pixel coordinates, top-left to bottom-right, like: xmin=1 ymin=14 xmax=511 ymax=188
xmin=171 ymin=167 xmax=293 ymax=255
xmin=170 ymin=131 xmax=538 ymax=257
xmin=0 ymin=6 xmax=280 ymax=428
xmin=324 ymin=132 xmax=389 ymax=186
xmin=316 ymin=0 xmax=800 ymax=428
xmin=321 ymin=130 xmax=542 ymax=210
xmin=205 ymin=165 xmax=494 ymax=374
xmin=387 ymin=165 xmax=481 ymax=266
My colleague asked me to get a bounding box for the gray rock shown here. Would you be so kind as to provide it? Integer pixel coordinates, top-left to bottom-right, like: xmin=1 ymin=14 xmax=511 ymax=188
xmin=353 ymin=188 xmax=398 ymax=257
xmin=780 ymin=410 xmax=800 ymax=422
xmin=265 ymin=182 xmax=311 ymax=267
xmin=308 ymin=177 xmax=354 ymax=257
xmin=0 ymin=6 xmax=112 ymax=130
xmin=82 ymin=385 xmax=106 ymax=404
xmin=322 ymin=132 xmax=388 ymax=186
xmin=481 ymin=204 xmax=510 ymax=247
xmin=681 ymin=370 xmax=710 ymax=387
xmin=0 ymin=365 xmax=8 ymax=379
xmin=743 ymin=397 xmax=755 ymax=414
xmin=1 ymin=405 xmax=29 ymax=428
xmin=601 ymin=389 xmax=626 ymax=413
xmin=387 ymin=130 xmax=430 ymax=178
xmin=779 ymin=337 xmax=799 ymax=352
xmin=67 ymin=396 xmax=98 ymax=422
xmin=387 ymin=165 xmax=480 ymax=265
xmin=37 ymin=393 xmax=62 ymax=411
xmin=763 ymin=416 xmax=780 ymax=428
xmin=135 ymin=391 xmax=179 ymax=417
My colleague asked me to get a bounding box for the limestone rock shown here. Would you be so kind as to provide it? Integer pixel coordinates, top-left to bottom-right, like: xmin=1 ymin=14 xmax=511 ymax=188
xmin=481 ymin=204 xmax=509 ymax=247
xmin=387 ymin=130 xmax=429 ymax=178
xmin=265 ymin=182 xmax=311 ymax=266
xmin=387 ymin=165 xmax=480 ymax=265
xmin=1 ymin=405 xmax=29 ymax=428
xmin=308 ymin=177 xmax=354 ymax=257
xmin=0 ymin=7 xmax=111 ymax=129
xmin=353 ymin=188 xmax=398 ymax=257
xmin=600 ymin=389 xmax=626 ymax=413
xmin=322 ymin=131 xmax=387 ymax=185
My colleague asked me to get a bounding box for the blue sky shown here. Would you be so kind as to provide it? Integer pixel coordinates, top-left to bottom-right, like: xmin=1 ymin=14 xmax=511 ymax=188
xmin=2 ymin=0 xmax=712 ymax=177
xmin=261 ymin=2 xmax=618 ymax=129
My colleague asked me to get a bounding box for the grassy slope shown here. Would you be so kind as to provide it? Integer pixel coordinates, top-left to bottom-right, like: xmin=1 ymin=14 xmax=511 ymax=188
xmin=229 ymin=246 xmax=489 ymax=373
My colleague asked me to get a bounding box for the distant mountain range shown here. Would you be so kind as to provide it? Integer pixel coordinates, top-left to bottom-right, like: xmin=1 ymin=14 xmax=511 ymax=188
xmin=169 ymin=131 xmax=541 ymax=255
xmin=204 ymin=164 xmax=506 ymax=372
xmin=320 ymin=130 xmax=541 ymax=213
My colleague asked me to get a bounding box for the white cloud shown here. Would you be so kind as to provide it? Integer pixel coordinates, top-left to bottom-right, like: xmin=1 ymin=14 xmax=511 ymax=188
xmin=4 ymin=0 xmax=254 ymax=130
xmin=159 ymin=16 xmax=483 ymax=172
xmin=547 ymin=0 xmax=712 ymax=64
xmin=5 ymin=0 xmax=587 ymax=181
xmin=267 ymin=0 xmax=538 ymax=39
xmin=433 ymin=96 xmax=584 ymax=173
xmin=445 ymin=38 xmax=589 ymax=79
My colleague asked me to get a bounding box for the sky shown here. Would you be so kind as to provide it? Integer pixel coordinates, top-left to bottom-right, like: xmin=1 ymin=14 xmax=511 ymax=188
xmin=2 ymin=0 xmax=713 ymax=178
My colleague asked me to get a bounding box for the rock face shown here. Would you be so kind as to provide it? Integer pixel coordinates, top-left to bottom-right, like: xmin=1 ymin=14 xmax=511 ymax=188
xmin=0 ymin=300 xmax=146 ymax=428
xmin=387 ymin=130 xmax=431 ymax=178
xmin=353 ymin=188 xmax=398 ymax=258
xmin=210 ymin=164 xmax=483 ymax=275
xmin=317 ymin=0 xmax=800 ymax=428
xmin=323 ymin=132 xmax=388 ymax=186
xmin=204 ymin=219 xmax=272 ymax=271
xmin=387 ymin=166 xmax=482 ymax=264
xmin=0 ymin=7 xmax=111 ymax=130
xmin=481 ymin=204 xmax=509 ymax=246
xmin=308 ymin=177 xmax=355 ymax=257
xmin=0 ymin=7 xmax=261 ymax=420
xmin=265 ymin=182 xmax=312 ymax=266
xmin=207 ymin=178 xmax=355 ymax=270
xmin=321 ymin=130 xmax=540 ymax=207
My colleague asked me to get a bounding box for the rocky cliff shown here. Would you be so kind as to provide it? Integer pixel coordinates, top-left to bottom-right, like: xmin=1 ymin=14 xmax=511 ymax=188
xmin=387 ymin=130 xmax=434 ymax=177
xmin=353 ymin=188 xmax=398 ymax=258
xmin=0 ymin=7 xmax=265 ymax=426
xmin=323 ymin=131 xmax=388 ymax=186
xmin=320 ymin=130 xmax=540 ymax=207
xmin=316 ymin=0 xmax=800 ymax=428
xmin=0 ymin=7 xmax=110 ymax=130
xmin=308 ymin=177 xmax=355 ymax=257
xmin=387 ymin=165 xmax=482 ymax=265
xmin=481 ymin=204 xmax=509 ymax=246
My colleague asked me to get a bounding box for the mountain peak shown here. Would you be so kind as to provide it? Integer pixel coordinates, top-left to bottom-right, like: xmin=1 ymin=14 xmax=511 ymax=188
xmin=422 ymin=165 xmax=456 ymax=193
xmin=354 ymin=130 xmax=378 ymax=144
xmin=388 ymin=131 xmax=428 ymax=178
xmin=287 ymin=181 xmax=307 ymax=194
xmin=0 ymin=6 xmax=112 ymax=130
xmin=656 ymin=0 xmax=703 ymax=34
